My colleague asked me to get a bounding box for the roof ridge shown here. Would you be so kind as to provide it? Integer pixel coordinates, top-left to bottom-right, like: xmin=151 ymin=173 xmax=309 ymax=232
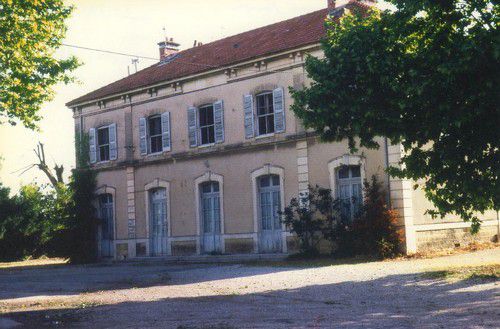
xmin=67 ymin=3 xmax=369 ymax=107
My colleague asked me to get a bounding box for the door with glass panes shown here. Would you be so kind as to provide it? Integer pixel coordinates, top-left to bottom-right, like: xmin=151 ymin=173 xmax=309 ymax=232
xmin=200 ymin=182 xmax=222 ymax=253
xmin=337 ymin=166 xmax=362 ymax=222
xmin=258 ymin=175 xmax=282 ymax=253
xmin=98 ymin=194 xmax=114 ymax=258
xmin=149 ymin=188 xmax=168 ymax=256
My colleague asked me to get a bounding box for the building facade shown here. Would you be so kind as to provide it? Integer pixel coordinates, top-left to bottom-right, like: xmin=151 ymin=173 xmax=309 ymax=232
xmin=67 ymin=1 xmax=499 ymax=259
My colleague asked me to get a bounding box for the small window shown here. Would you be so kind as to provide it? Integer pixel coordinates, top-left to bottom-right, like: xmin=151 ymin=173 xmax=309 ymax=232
xmin=97 ymin=126 xmax=110 ymax=162
xmin=199 ymin=105 xmax=215 ymax=145
xmin=148 ymin=115 xmax=163 ymax=153
xmin=256 ymin=92 xmax=274 ymax=135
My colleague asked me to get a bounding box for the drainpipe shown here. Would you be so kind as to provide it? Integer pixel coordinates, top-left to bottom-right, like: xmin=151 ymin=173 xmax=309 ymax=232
xmin=497 ymin=210 xmax=500 ymax=243
xmin=384 ymin=137 xmax=391 ymax=207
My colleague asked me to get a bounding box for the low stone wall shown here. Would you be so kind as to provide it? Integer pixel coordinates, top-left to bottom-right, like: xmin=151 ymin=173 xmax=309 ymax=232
xmin=171 ymin=240 xmax=197 ymax=256
xmin=286 ymin=236 xmax=300 ymax=254
xmin=116 ymin=243 xmax=128 ymax=259
xmin=224 ymin=238 xmax=254 ymax=254
xmin=415 ymin=225 xmax=498 ymax=252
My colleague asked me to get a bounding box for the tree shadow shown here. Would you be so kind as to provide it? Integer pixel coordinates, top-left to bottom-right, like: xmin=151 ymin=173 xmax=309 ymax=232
xmin=4 ymin=272 xmax=498 ymax=328
xmin=0 ymin=262 xmax=305 ymax=300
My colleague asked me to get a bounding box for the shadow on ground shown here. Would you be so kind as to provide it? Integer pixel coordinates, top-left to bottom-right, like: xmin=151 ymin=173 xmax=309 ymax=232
xmin=5 ymin=272 xmax=498 ymax=329
xmin=0 ymin=261 xmax=306 ymax=300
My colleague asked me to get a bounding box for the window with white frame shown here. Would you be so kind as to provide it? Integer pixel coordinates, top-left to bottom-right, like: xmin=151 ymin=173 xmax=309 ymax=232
xmin=256 ymin=92 xmax=275 ymax=135
xmin=148 ymin=115 xmax=163 ymax=153
xmin=97 ymin=126 xmax=110 ymax=161
xmin=89 ymin=123 xmax=117 ymax=164
xmin=187 ymin=100 xmax=224 ymax=147
xmin=243 ymin=87 xmax=285 ymax=138
xmin=337 ymin=165 xmax=362 ymax=221
xmin=258 ymin=174 xmax=281 ymax=230
xmin=139 ymin=112 xmax=171 ymax=155
xmin=199 ymin=104 xmax=215 ymax=145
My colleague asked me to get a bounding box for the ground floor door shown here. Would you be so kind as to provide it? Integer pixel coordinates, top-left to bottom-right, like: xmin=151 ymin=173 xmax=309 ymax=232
xmin=149 ymin=188 xmax=168 ymax=256
xmin=337 ymin=166 xmax=363 ymax=222
xmin=98 ymin=194 xmax=114 ymax=258
xmin=258 ymin=175 xmax=282 ymax=253
xmin=200 ymin=182 xmax=222 ymax=254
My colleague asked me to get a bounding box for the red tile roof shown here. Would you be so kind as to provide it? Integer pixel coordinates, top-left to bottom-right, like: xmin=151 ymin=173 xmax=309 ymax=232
xmin=67 ymin=2 xmax=369 ymax=107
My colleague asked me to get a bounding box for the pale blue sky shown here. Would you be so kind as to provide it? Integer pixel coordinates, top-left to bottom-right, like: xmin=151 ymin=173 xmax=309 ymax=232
xmin=0 ymin=0 xmax=355 ymax=192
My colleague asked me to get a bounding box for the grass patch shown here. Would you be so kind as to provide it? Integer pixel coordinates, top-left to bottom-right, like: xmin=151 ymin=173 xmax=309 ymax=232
xmin=405 ymin=242 xmax=498 ymax=260
xmin=0 ymin=257 xmax=68 ymax=270
xmin=422 ymin=264 xmax=500 ymax=282
xmin=242 ymin=255 xmax=377 ymax=268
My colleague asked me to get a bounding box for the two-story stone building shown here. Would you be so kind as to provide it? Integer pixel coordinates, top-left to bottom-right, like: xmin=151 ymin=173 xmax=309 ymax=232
xmin=67 ymin=0 xmax=499 ymax=259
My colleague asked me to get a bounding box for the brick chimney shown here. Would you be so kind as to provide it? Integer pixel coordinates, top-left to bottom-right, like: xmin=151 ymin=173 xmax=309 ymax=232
xmin=158 ymin=37 xmax=180 ymax=60
xmin=327 ymin=0 xmax=336 ymax=11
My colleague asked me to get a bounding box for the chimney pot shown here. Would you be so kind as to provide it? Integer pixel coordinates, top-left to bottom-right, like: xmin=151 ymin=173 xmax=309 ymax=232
xmin=158 ymin=37 xmax=180 ymax=60
xmin=327 ymin=0 xmax=336 ymax=10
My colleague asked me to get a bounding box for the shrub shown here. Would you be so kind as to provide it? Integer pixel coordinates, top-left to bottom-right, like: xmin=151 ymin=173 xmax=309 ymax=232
xmin=0 ymin=183 xmax=71 ymax=261
xmin=0 ymin=134 xmax=98 ymax=263
xmin=334 ymin=175 xmax=403 ymax=258
xmin=281 ymin=187 xmax=325 ymax=255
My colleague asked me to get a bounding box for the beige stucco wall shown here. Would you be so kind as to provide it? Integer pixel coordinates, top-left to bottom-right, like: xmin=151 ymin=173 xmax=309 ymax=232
xmin=410 ymin=182 xmax=497 ymax=225
xmin=133 ymin=142 xmax=299 ymax=238
xmin=130 ymin=66 xmax=304 ymax=159
xmin=307 ymin=137 xmax=388 ymax=192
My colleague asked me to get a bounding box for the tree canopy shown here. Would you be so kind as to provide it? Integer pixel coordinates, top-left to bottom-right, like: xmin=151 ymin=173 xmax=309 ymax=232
xmin=291 ymin=0 xmax=499 ymax=231
xmin=0 ymin=0 xmax=79 ymax=129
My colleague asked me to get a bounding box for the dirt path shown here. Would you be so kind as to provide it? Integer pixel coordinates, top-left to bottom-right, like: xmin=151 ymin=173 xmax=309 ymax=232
xmin=1 ymin=248 xmax=499 ymax=328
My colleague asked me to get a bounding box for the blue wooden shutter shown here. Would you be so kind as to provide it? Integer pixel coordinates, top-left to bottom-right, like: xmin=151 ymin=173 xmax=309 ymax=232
xmin=161 ymin=112 xmax=171 ymax=152
xmin=213 ymin=100 xmax=224 ymax=143
xmin=89 ymin=128 xmax=96 ymax=164
xmin=188 ymin=106 xmax=198 ymax=147
xmin=109 ymin=123 xmax=117 ymax=160
xmin=243 ymin=94 xmax=254 ymax=138
xmin=273 ymin=87 xmax=285 ymax=133
xmin=139 ymin=117 xmax=147 ymax=155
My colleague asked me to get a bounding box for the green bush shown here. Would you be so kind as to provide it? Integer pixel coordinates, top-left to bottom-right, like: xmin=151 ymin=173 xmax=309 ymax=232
xmin=281 ymin=186 xmax=330 ymax=255
xmin=0 ymin=183 xmax=71 ymax=261
xmin=333 ymin=176 xmax=403 ymax=259
xmin=281 ymin=176 xmax=402 ymax=259
xmin=0 ymin=134 xmax=98 ymax=263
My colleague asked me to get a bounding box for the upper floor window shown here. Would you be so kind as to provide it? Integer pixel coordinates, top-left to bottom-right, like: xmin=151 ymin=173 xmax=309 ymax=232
xmin=89 ymin=123 xmax=117 ymax=164
xmin=139 ymin=112 xmax=171 ymax=155
xmin=199 ymin=104 xmax=215 ymax=145
xmin=148 ymin=115 xmax=163 ymax=153
xmin=97 ymin=126 xmax=110 ymax=161
xmin=243 ymin=87 xmax=285 ymax=139
xmin=188 ymin=100 xmax=224 ymax=148
xmin=256 ymin=92 xmax=275 ymax=135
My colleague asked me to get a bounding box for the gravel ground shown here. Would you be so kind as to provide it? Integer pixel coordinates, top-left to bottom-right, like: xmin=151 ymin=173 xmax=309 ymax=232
xmin=1 ymin=248 xmax=499 ymax=328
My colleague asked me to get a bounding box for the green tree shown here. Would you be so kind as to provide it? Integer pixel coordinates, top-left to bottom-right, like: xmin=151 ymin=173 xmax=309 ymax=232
xmin=291 ymin=1 xmax=499 ymax=232
xmin=0 ymin=0 xmax=79 ymax=129
xmin=0 ymin=183 xmax=71 ymax=260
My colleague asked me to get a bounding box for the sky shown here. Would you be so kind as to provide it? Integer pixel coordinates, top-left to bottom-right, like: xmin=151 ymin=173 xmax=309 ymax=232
xmin=0 ymin=0 xmax=345 ymax=193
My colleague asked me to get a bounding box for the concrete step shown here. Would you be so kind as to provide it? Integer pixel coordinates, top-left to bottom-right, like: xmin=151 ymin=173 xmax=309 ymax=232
xmin=119 ymin=253 xmax=288 ymax=264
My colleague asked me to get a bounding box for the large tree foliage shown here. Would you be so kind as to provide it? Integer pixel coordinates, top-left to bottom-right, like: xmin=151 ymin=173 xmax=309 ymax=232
xmin=0 ymin=0 xmax=79 ymax=129
xmin=291 ymin=1 xmax=499 ymax=231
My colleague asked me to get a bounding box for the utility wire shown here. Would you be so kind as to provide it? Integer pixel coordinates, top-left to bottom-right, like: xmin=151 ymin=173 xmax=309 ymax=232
xmin=61 ymin=43 xmax=159 ymax=61
xmin=61 ymin=43 xmax=302 ymax=76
